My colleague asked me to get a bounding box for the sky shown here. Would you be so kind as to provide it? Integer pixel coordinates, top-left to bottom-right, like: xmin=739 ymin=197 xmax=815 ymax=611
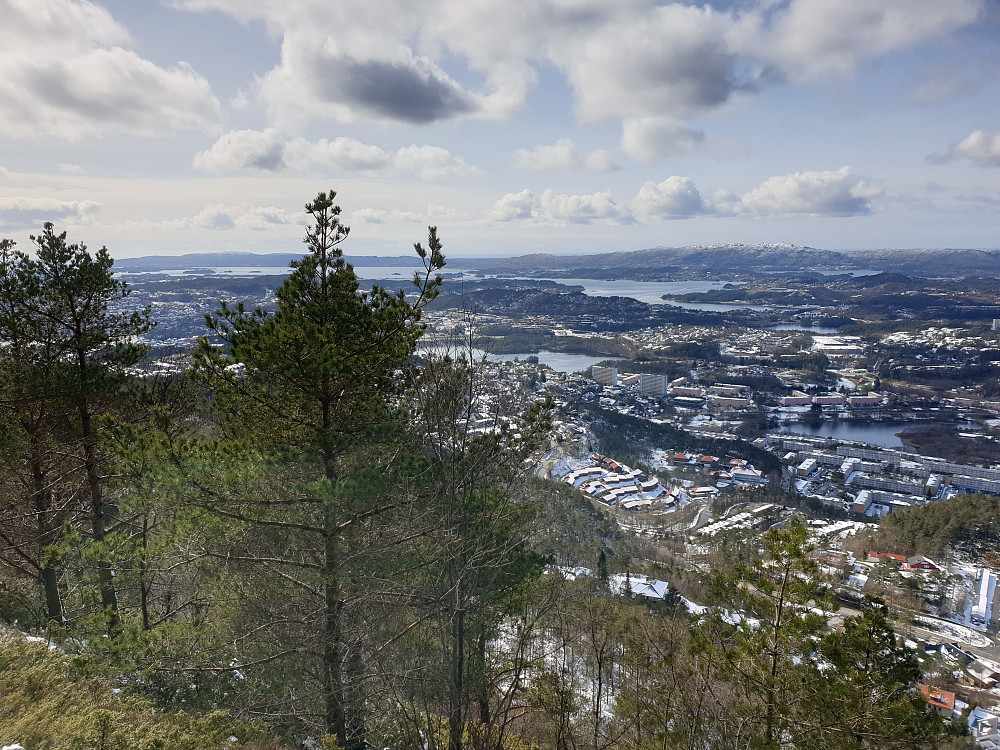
xmin=0 ymin=0 xmax=999 ymax=259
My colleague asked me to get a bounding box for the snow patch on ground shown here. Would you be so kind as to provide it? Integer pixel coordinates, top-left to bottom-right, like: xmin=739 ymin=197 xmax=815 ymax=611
xmin=549 ymin=456 xmax=592 ymax=479
xmin=914 ymin=615 xmax=993 ymax=649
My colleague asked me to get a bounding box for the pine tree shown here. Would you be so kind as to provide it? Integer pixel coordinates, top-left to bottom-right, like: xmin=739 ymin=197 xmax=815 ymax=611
xmin=191 ymin=190 xmax=444 ymax=748
xmin=397 ymin=347 xmax=549 ymax=750
xmin=707 ymin=516 xmax=833 ymax=749
xmin=0 ymin=227 xmax=152 ymax=629
xmin=0 ymin=237 xmax=72 ymax=623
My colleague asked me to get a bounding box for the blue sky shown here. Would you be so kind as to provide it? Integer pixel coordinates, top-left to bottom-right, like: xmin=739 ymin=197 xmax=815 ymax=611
xmin=1 ymin=0 xmax=998 ymax=258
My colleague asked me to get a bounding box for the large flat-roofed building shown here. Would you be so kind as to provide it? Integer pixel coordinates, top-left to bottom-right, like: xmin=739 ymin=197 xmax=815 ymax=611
xmin=848 ymin=392 xmax=882 ymax=407
xmin=812 ymin=394 xmax=846 ymax=405
xmin=712 ymin=395 xmax=751 ymax=408
xmin=812 ymin=336 xmax=864 ymax=357
xmin=781 ymin=391 xmax=812 ymax=406
xmin=639 ymin=373 xmax=667 ymax=396
xmin=591 ymin=365 xmax=616 ymax=387
xmin=972 ymin=568 xmax=998 ymax=626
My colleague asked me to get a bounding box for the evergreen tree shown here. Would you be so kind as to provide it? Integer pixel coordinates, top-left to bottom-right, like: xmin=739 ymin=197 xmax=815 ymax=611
xmin=191 ymin=190 xmax=444 ymax=748
xmin=797 ymin=599 xmax=950 ymax=749
xmin=0 ymin=237 xmax=72 ymax=624
xmin=0 ymin=227 xmax=152 ymax=630
xmin=707 ymin=516 xmax=834 ymax=749
xmin=705 ymin=518 xmax=955 ymax=750
xmin=397 ymin=347 xmax=550 ymax=750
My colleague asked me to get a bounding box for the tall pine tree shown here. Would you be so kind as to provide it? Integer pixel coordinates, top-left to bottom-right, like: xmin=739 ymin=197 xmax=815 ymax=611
xmin=192 ymin=190 xmax=444 ymax=748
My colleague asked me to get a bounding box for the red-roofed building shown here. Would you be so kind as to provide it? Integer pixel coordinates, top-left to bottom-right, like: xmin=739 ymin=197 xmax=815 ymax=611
xmin=919 ymin=684 xmax=956 ymax=717
xmin=868 ymin=551 xmax=907 ymax=564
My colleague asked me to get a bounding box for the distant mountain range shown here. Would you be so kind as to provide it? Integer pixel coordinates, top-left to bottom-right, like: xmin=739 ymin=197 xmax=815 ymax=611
xmin=115 ymin=244 xmax=1000 ymax=278
xmin=447 ymin=244 xmax=1000 ymax=278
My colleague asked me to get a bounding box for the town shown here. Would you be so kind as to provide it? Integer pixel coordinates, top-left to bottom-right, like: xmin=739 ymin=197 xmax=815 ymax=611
xmin=417 ymin=300 xmax=1000 ymax=747
xmin=61 ymin=258 xmax=1000 ymax=746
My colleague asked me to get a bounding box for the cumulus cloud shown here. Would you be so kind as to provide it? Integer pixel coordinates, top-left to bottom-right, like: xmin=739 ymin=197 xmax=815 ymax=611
xmin=491 ymin=189 xmax=631 ymax=225
xmin=757 ymin=0 xmax=983 ymax=82
xmin=284 ymin=137 xmax=391 ymax=173
xmin=620 ymin=118 xmax=707 ymax=162
xmin=193 ymin=128 xmax=287 ymax=172
xmin=0 ymin=0 xmax=219 ymax=139
xmin=349 ymin=207 xmax=426 ymax=224
xmin=539 ymin=190 xmax=630 ymax=224
xmin=514 ymin=139 xmax=617 ymax=172
xmin=739 ymin=167 xmax=881 ymax=216
xmin=0 ymin=196 xmax=101 ymax=229
xmin=927 ymin=130 xmax=1000 ymax=168
xmin=257 ymin=40 xmax=479 ymax=128
xmin=173 ymin=0 xmax=981 ymax=133
xmin=190 ymin=203 xmax=301 ymax=232
xmin=491 ymin=189 xmax=535 ymax=222
xmin=312 ymin=55 xmax=474 ymax=124
xmin=633 ymin=177 xmax=713 ymax=219
xmin=631 ymin=167 xmax=880 ymax=221
xmin=392 ymin=145 xmax=480 ymax=181
xmin=495 ymin=167 xmax=880 ymax=227
xmin=552 ymin=3 xmax=757 ymax=122
xmin=194 ymin=130 xmax=478 ymax=180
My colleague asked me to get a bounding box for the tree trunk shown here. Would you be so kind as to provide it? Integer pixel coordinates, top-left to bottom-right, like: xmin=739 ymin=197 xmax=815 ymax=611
xmin=344 ymin=646 xmax=366 ymax=750
xmin=31 ymin=455 xmax=62 ymax=623
xmin=476 ymin=630 xmax=490 ymax=726
xmin=140 ymin=516 xmax=150 ymax=631
xmin=449 ymin=606 xmax=465 ymax=750
xmin=40 ymin=565 xmax=62 ymax=624
xmin=77 ymin=391 xmax=118 ymax=629
xmin=323 ymin=524 xmax=347 ymax=747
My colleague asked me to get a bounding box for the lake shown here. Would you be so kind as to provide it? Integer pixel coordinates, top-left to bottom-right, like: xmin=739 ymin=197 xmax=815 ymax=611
xmin=515 ymin=277 xmax=780 ymax=312
xmin=419 ymin=345 xmax=605 ymax=373
xmin=777 ymin=420 xmax=909 ymax=449
xmin=525 ymin=277 xmax=739 ymax=305
xmin=487 ymin=350 xmax=606 ymax=373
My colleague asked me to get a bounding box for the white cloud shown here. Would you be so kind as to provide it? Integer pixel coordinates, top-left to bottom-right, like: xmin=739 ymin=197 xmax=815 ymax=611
xmin=285 ymin=137 xmax=391 ymax=173
xmin=927 ymin=130 xmax=1000 ymax=168
xmin=57 ymin=163 xmax=86 ymax=175
xmin=550 ymin=3 xmax=757 ymax=122
xmin=758 ymin=0 xmax=983 ymax=82
xmin=349 ymin=207 xmax=426 ymax=224
xmin=633 ymin=177 xmax=713 ymax=219
xmin=539 ymin=189 xmax=631 ymax=225
xmin=620 ymin=118 xmax=706 ymax=162
xmin=0 ymin=196 xmax=102 ymax=229
xmin=0 ymin=0 xmax=220 ymax=139
xmin=514 ymin=139 xmax=617 ymax=172
xmin=194 ymin=130 xmax=478 ymax=181
xmin=491 ymin=188 xmax=631 ymax=225
xmin=392 ymin=145 xmax=480 ymax=181
xmin=190 ymin=203 xmax=301 ymax=231
xmin=491 ymin=189 xmax=535 ymax=222
xmin=739 ymin=167 xmax=881 ymax=216
xmin=632 ymin=167 xmax=880 ymax=221
xmin=192 ymin=128 xmax=287 ymax=172
xmin=427 ymin=203 xmax=475 ymax=222
xmin=498 ymin=167 xmax=880 ymax=226
xmin=172 ymin=0 xmax=981 ymax=133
